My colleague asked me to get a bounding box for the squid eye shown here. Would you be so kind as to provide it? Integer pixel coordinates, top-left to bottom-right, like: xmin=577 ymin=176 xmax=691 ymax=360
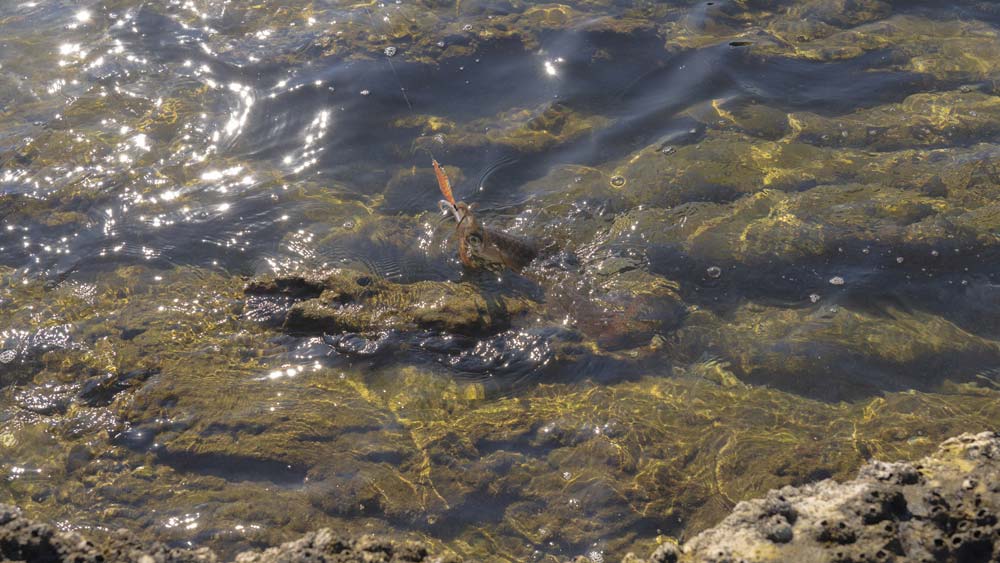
xmin=467 ymin=233 xmax=482 ymax=246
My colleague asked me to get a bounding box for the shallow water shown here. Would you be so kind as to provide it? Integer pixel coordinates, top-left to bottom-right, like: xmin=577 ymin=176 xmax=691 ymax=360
xmin=2 ymin=0 xmax=1000 ymax=560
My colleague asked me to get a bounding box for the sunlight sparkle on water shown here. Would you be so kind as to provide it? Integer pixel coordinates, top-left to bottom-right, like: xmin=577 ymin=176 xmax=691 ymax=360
xmin=163 ymin=513 xmax=199 ymax=530
xmin=266 ymin=365 xmax=305 ymax=380
xmin=131 ymin=134 xmax=150 ymax=151
xmin=201 ymin=166 xmax=242 ymax=181
xmin=58 ymin=43 xmax=81 ymax=56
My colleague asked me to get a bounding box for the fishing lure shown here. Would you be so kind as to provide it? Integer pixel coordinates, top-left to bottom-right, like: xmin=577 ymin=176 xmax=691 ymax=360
xmin=433 ymin=160 xmax=538 ymax=272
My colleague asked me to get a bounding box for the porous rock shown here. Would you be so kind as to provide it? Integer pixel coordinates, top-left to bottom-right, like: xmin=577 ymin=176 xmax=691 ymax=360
xmin=0 ymin=504 xmax=216 ymax=562
xmin=0 ymin=504 xmax=444 ymax=563
xmin=628 ymin=431 xmax=1000 ymax=563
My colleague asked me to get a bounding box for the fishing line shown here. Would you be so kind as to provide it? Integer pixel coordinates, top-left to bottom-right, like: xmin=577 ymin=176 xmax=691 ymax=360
xmin=362 ymin=6 xmax=520 ymax=203
xmin=365 ymin=7 xmax=414 ymax=112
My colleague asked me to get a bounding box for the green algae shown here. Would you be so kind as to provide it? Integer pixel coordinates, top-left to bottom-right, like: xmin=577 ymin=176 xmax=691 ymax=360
xmin=409 ymin=102 xmax=612 ymax=157
xmin=1 ymin=266 xmax=999 ymax=562
xmin=4 ymin=266 xmax=997 ymax=560
xmin=761 ymin=15 xmax=1000 ymax=80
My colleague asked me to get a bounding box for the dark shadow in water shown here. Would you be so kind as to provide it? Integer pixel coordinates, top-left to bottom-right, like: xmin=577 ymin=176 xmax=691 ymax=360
xmin=156 ymin=450 xmax=308 ymax=486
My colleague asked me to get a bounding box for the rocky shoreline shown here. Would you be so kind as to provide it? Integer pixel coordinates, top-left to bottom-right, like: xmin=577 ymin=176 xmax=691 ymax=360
xmin=4 ymin=432 xmax=997 ymax=563
xmin=626 ymin=431 xmax=1000 ymax=563
xmin=0 ymin=508 xmax=447 ymax=563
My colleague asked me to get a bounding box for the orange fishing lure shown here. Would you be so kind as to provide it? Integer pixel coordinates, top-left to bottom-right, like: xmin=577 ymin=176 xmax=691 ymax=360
xmin=432 ymin=159 xmax=456 ymax=206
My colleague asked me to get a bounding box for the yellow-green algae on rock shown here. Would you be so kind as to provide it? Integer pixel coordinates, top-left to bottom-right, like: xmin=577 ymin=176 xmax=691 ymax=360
xmin=2 ymin=265 xmax=1000 ymax=560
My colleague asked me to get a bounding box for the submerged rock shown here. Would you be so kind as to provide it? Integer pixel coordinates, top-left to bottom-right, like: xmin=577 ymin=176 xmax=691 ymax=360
xmin=5 ymin=432 xmax=1000 ymax=562
xmin=245 ymin=270 xmax=537 ymax=336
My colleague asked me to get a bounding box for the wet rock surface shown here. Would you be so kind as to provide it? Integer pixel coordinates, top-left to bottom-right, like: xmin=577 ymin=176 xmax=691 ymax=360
xmin=0 ymin=503 xmax=442 ymax=562
xmin=626 ymin=431 xmax=1000 ymax=563
xmin=244 ymin=270 xmax=537 ymax=337
xmin=0 ymin=504 xmax=217 ymax=562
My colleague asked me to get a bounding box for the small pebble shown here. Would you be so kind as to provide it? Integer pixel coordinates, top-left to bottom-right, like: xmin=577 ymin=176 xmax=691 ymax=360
xmin=896 ymin=256 xmax=904 ymax=264
xmin=436 ymin=40 xmax=446 ymax=48
xmin=383 ymin=46 xmax=397 ymax=57
xmin=359 ymin=89 xmax=370 ymax=96
xmin=462 ymin=24 xmax=474 ymax=32
xmin=706 ymin=266 xmax=722 ymax=279
xmin=809 ymin=294 xmax=820 ymax=303
xmin=829 ymin=276 xmax=845 ymax=286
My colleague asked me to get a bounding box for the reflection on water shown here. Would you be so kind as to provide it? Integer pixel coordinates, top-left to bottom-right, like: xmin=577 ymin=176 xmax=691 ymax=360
xmin=3 ymin=0 xmax=1000 ymax=560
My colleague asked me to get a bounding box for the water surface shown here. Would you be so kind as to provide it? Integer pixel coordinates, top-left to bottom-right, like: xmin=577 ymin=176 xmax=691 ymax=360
xmin=3 ymin=0 xmax=1000 ymax=560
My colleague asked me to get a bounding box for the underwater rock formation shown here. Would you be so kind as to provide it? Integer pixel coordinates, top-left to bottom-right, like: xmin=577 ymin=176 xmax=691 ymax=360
xmin=0 ymin=504 xmax=444 ymax=562
xmin=626 ymin=431 xmax=1000 ymax=563
xmin=5 ymin=432 xmax=1000 ymax=562
xmin=244 ymin=270 xmax=537 ymax=336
